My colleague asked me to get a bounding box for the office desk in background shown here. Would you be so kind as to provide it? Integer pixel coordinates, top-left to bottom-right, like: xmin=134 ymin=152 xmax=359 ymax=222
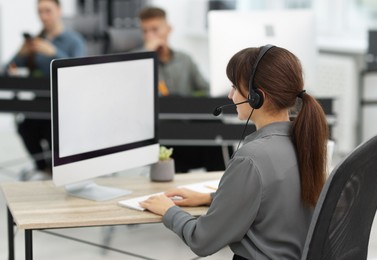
xmin=158 ymin=96 xmax=335 ymax=145
xmin=0 ymin=77 xmax=335 ymax=145
xmin=0 ymin=77 xmax=50 ymax=119
xmin=0 ymin=77 xmax=335 ymax=171
xmin=0 ymin=77 xmax=250 ymax=145
xmin=2 ymin=171 xmax=223 ymax=260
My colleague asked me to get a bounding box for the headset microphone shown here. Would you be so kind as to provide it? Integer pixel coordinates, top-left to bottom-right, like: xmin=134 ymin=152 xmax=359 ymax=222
xmin=213 ymin=100 xmax=249 ymax=116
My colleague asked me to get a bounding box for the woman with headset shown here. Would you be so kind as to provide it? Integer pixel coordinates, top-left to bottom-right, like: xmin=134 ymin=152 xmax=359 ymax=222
xmin=140 ymin=45 xmax=329 ymax=259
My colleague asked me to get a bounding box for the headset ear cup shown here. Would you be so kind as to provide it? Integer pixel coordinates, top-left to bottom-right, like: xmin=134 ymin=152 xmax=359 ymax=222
xmin=249 ymin=88 xmax=264 ymax=109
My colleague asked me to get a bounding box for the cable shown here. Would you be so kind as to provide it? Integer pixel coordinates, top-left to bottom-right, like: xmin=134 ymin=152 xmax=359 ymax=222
xmin=232 ymin=109 xmax=254 ymax=159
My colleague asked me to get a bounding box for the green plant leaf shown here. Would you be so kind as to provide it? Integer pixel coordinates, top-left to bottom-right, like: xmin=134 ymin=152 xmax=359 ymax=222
xmin=159 ymin=146 xmax=173 ymax=161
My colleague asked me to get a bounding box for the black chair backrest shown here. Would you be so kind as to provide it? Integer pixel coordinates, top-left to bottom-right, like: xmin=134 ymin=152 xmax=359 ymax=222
xmin=63 ymin=15 xmax=107 ymax=56
xmin=301 ymin=135 xmax=377 ymax=260
xmin=104 ymin=28 xmax=143 ymax=54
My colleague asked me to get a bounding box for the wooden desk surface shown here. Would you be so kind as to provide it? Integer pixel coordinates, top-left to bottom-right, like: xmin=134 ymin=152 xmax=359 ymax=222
xmin=1 ymin=172 xmax=223 ymax=230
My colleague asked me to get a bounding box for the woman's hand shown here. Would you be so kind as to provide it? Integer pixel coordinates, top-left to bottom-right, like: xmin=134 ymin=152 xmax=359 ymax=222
xmin=165 ymin=188 xmax=212 ymax=207
xmin=139 ymin=188 xmax=212 ymax=215
xmin=144 ymin=37 xmax=163 ymax=52
xmin=139 ymin=194 xmax=175 ymax=216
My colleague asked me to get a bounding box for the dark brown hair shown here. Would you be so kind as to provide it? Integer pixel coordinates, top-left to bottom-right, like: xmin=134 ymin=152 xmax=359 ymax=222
xmin=38 ymin=0 xmax=60 ymax=6
xmin=226 ymin=46 xmax=328 ymax=207
xmin=138 ymin=7 xmax=166 ymax=21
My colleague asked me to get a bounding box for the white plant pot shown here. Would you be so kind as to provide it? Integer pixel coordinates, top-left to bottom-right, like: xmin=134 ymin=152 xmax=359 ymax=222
xmin=150 ymin=159 xmax=175 ymax=182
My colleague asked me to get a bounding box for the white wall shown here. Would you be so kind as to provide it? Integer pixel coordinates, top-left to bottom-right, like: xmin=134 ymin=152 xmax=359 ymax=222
xmin=0 ymin=0 xmax=39 ymax=67
xmin=0 ymin=0 xmax=76 ymax=67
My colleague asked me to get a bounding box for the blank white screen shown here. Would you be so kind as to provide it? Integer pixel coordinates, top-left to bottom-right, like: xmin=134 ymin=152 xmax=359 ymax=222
xmin=209 ymin=10 xmax=317 ymax=96
xmin=58 ymin=59 xmax=154 ymax=157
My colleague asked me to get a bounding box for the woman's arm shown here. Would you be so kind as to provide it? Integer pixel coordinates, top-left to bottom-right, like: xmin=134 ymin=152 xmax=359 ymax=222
xmin=161 ymin=157 xmax=263 ymax=256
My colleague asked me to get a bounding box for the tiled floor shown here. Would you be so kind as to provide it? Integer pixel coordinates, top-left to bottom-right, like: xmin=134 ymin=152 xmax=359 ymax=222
xmin=0 ymin=114 xmax=376 ymax=260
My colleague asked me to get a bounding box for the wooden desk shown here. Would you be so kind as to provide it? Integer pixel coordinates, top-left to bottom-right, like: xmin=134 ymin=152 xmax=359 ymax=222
xmin=2 ymin=172 xmax=223 ymax=260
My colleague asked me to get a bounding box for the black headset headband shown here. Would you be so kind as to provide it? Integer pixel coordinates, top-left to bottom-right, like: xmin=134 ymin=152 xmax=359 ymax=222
xmin=248 ymin=44 xmax=275 ymax=94
xmin=247 ymin=44 xmax=275 ymax=109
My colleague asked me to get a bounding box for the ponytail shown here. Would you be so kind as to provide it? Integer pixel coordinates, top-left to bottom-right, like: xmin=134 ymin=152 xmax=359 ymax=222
xmin=291 ymin=93 xmax=328 ymax=207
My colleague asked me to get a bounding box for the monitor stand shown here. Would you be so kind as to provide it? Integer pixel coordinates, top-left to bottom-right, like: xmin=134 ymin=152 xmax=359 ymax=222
xmin=65 ymin=180 xmax=132 ymax=201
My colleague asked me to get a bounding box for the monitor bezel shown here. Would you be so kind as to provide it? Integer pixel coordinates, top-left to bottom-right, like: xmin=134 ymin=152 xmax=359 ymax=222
xmin=51 ymin=51 xmax=159 ymax=167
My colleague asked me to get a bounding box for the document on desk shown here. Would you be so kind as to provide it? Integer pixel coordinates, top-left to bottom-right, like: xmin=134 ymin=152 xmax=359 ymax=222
xmin=177 ymin=180 xmax=219 ymax=193
xmin=118 ymin=180 xmax=220 ymax=211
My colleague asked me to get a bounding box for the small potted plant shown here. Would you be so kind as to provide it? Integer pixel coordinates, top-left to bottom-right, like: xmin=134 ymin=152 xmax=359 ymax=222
xmin=150 ymin=146 xmax=175 ymax=182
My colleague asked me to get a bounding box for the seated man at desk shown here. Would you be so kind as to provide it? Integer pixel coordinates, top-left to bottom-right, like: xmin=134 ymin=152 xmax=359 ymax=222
xmin=138 ymin=7 xmax=227 ymax=172
xmin=6 ymin=0 xmax=86 ymax=178
xmin=138 ymin=6 xmax=209 ymax=96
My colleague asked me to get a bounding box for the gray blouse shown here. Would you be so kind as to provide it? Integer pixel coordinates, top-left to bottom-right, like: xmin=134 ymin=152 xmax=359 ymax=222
xmin=163 ymin=121 xmax=313 ymax=259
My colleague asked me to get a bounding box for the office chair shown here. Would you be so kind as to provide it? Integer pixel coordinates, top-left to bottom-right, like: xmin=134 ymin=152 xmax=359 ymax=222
xmin=301 ymin=135 xmax=377 ymax=260
xmin=104 ymin=27 xmax=143 ymax=54
xmin=63 ymin=15 xmax=107 ymax=56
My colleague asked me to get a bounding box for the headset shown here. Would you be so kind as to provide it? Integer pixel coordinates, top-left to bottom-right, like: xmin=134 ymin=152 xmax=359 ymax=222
xmin=247 ymin=44 xmax=275 ymax=109
xmin=212 ymin=44 xmax=276 ymax=155
xmin=213 ymin=44 xmax=275 ymax=116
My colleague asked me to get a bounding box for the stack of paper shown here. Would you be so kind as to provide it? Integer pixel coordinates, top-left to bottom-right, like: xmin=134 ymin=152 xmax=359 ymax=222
xmin=177 ymin=180 xmax=219 ymax=193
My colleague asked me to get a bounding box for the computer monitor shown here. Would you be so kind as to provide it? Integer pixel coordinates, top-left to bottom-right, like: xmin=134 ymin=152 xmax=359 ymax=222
xmin=208 ymin=10 xmax=318 ymax=96
xmin=51 ymin=51 xmax=159 ymax=201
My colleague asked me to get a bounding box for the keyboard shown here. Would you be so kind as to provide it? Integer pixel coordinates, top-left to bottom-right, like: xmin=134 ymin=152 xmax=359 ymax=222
xmin=118 ymin=180 xmax=219 ymax=211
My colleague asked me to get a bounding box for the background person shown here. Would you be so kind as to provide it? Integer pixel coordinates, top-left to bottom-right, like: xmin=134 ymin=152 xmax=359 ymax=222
xmin=140 ymin=46 xmax=329 ymax=259
xmin=138 ymin=6 xmax=209 ymax=96
xmin=7 ymin=0 xmax=86 ymax=178
xmin=139 ymin=7 xmax=228 ymax=173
